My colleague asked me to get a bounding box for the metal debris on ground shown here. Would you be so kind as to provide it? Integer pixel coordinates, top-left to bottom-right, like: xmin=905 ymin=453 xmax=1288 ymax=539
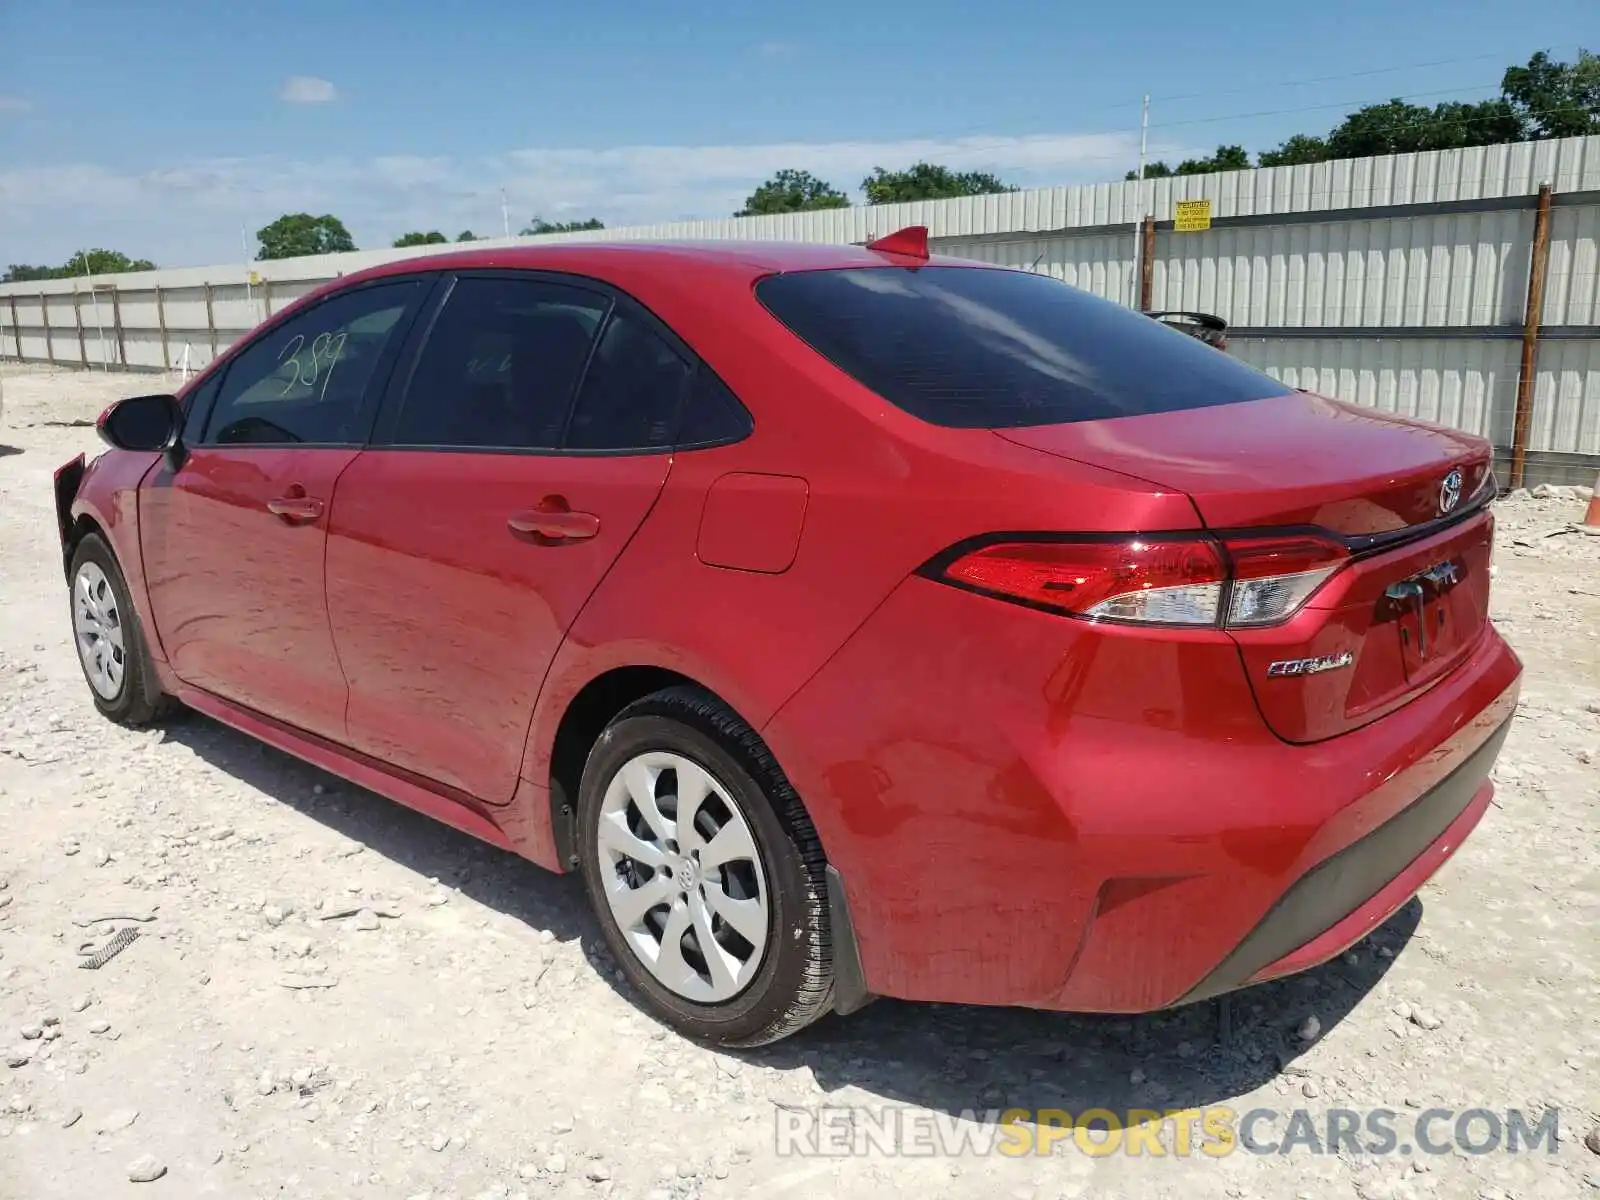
xmin=71 ymin=907 xmax=159 ymax=927
xmin=77 ymin=926 xmax=141 ymax=969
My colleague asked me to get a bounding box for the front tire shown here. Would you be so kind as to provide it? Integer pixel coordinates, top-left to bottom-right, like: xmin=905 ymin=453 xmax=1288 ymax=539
xmin=68 ymin=534 xmax=173 ymax=726
xmin=576 ymin=686 xmax=834 ymax=1047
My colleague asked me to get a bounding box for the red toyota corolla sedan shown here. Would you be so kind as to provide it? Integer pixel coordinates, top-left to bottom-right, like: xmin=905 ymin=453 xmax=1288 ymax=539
xmin=54 ymin=228 xmax=1521 ymax=1047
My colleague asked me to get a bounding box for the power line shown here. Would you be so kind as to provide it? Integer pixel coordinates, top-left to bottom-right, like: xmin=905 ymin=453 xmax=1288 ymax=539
xmin=1148 ymin=83 xmax=1505 ymax=134
xmin=1147 ymin=52 xmax=1510 ymax=106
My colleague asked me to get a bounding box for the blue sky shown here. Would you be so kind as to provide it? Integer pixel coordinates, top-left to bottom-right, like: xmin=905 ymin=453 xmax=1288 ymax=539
xmin=0 ymin=0 xmax=1592 ymax=268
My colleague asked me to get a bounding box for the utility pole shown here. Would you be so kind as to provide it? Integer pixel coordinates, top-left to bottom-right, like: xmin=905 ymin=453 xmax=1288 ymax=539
xmin=1138 ymin=93 xmax=1150 ymax=180
xmin=501 ymin=189 xmax=511 ymax=239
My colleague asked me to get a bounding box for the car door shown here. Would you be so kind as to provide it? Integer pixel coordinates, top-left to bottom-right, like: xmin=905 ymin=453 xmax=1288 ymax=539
xmin=140 ymin=278 xmax=429 ymax=739
xmin=324 ymin=273 xmax=691 ymax=802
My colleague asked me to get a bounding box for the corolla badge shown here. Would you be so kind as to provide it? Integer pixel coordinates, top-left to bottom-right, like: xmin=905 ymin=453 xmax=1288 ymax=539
xmin=1439 ymin=468 xmax=1464 ymax=514
xmin=1266 ymin=650 xmax=1355 ymax=678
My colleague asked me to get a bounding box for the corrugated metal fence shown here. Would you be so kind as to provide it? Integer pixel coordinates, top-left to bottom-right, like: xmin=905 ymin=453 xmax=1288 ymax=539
xmin=3 ymin=135 xmax=1597 ymax=484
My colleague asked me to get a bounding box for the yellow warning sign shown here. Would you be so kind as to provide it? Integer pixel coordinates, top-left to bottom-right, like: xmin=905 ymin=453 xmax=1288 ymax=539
xmin=247 ymin=271 xmax=262 ymax=286
xmin=1174 ymin=199 xmax=1212 ymax=232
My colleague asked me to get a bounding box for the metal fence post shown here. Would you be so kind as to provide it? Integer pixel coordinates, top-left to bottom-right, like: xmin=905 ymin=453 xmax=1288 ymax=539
xmin=40 ymin=292 xmax=53 ymax=363
xmin=73 ymin=288 xmax=88 ymax=367
xmin=1509 ymin=183 xmax=1554 ymax=490
xmin=1139 ymin=216 xmax=1156 ymax=312
xmin=110 ymin=286 xmax=128 ymax=368
xmin=155 ymin=285 xmax=171 ymax=371
xmin=203 ymin=283 xmax=218 ymax=358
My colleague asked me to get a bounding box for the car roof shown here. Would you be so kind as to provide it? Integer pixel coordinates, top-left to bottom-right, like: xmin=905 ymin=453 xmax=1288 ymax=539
xmin=331 ymin=239 xmax=991 ymax=292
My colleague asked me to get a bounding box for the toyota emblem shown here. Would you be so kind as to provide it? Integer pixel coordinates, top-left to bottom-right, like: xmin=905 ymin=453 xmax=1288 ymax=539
xmin=1439 ymin=468 xmax=1463 ymax=514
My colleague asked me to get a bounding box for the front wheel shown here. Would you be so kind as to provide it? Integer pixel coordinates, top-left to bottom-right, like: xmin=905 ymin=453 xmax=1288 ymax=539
xmin=576 ymin=686 xmax=834 ymax=1047
xmin=68 ymin=534 xmax=174 ymax=726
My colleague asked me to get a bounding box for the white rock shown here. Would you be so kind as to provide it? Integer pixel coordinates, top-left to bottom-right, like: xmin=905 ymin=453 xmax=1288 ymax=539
xmin=126 ymin=1154 xmax=166 ymax=1183
xmin=96 ymin=1107 xmax=139 ymax=1133
xmin=1297 ymin=1015 xmax=1322 ymax=1042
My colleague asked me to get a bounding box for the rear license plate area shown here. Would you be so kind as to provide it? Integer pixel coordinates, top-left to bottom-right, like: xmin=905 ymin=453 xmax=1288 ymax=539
xmin=1388 ymin=559 xmax=1488 ymax=683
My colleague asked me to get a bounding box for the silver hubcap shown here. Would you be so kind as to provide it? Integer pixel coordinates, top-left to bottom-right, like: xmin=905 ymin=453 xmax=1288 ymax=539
xmin=596 ymin=752 xmax=769 ymax=1003
xmin=73 ymin=561 xmax=127 ymax=701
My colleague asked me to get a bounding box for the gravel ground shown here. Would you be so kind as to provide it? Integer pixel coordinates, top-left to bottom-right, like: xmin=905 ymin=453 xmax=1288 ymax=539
xmin=1 ymin=364 xmax=1598 ymax=1200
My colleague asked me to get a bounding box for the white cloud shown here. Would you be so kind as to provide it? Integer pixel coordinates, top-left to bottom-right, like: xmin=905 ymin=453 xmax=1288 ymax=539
xmin=0 ymin=130 xmax=1192 ymax=268
xmin=278 ymin=76 xmax=338 ymax=104
xmin=0 ymin=95 xmax=32 ymax=114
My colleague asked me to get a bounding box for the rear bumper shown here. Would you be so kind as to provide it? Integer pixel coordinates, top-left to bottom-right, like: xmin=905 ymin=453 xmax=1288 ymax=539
xmin=1175 ymin=714 xmax=1507 ymax=1005
xmin=765 ymin=574 xmax=1522 ymax=1013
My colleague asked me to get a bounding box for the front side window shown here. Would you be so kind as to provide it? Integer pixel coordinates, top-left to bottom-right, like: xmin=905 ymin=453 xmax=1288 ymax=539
xmin=391 ymin=277 xmax=609 ymax=450
xmin=202 ymin=282 xmax=422 ymax=446
xmin=755 ymin=266 xmax=1291 ymax=429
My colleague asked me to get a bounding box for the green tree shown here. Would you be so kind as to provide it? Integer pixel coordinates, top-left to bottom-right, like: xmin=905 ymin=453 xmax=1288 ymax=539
xmin=63 ymin=249 xmax=157 ymax=276
xmin=1128 ymin=49 xmax=1598 ymax=178
xmin=3 ymin=264 xmax=62 ymax=282
xmin=1176 ymin=144 xmax=1250 ymax=175
xmin=1502 ymin=48 xmax=1600 ymax=138
xmin=1125 ymin=161 xmax=1176 ymax=180
xmin=735 ymin=169 xmax=850 ymax=216
xmin=393 ymin=231 xmax=448 ymax=248
xmin=1256 ymin=134 xmax=1332 ymax=169
xmin=521 ymin=216 xmax=605 ymax=235
xmin=256 ymin=213 xmax=357 ymax=261
xmin=456 ymin=230 xmax=479 ymax=242
xmin=3 ymin=249 xmax=156 ymax=283
xmin=862 ymin=163 xmax=1018 ymax=204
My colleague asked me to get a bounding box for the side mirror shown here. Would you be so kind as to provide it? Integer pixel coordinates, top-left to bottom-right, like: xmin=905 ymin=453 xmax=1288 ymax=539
xmin=96 ymin=394 xmax=182 ymax=454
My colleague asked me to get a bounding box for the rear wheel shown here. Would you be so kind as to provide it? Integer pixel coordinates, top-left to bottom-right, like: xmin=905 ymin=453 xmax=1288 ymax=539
xmin=576 ymin=685 xmax=833 ymax=1047
xmin=68 ymin=534 xmax=173 ymax=726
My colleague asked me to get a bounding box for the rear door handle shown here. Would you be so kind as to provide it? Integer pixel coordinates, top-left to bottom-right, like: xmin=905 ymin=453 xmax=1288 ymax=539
xmin=266 ymin=495 xmax=324 ymax=523
xmin=508 ymin=498 xmax=600 ymax=542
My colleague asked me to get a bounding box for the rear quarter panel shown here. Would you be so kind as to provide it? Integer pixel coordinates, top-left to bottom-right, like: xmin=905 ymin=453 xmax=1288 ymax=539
xmin=518 ymin=264 xmax=1206 ymax=839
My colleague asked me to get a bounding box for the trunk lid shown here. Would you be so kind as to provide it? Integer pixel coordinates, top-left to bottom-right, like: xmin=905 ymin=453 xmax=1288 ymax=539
xmin=996 ymin=390 xmax=1493 ymax=536
xmin=998 ymin=391 xmax=1496 ymax=742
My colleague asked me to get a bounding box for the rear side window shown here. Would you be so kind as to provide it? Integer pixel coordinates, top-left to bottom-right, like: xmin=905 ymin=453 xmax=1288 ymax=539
xmin=676 ymin=370 xmax=753 ymax=447
xmin=392 ymin=277 xmax=608 ymax=450
xmin=565 ymin=310 xmax=693 ymax=451
xmin=755 ymin=266 xmax=1290 ymax=428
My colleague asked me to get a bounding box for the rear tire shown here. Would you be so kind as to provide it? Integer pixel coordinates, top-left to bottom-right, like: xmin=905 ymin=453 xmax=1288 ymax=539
xmin=68 ymin=534 xmax=174 ymax=727
xmin=576 ymin=685 xmax=833 ymax=1048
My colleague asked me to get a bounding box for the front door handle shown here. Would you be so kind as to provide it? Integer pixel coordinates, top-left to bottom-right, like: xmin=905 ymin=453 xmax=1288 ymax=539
xmin=266 ymin=492 xmax=324 ymax=524
xmin=508 ymin=497 xmax=600 ymax=542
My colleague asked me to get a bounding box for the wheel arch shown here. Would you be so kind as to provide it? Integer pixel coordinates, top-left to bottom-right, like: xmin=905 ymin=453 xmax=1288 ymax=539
xmin=545 ymin=662 xmax=873 ymax=1020
xmin=64 ymin=512 xmax=109 ymax=573
xmin=547 ymin=664 xmax=720 ymax=871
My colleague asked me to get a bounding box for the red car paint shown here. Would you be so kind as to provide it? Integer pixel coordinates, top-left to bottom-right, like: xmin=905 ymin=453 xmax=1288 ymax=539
xmin=57 ymin=237 xmax=1520 ymax=1016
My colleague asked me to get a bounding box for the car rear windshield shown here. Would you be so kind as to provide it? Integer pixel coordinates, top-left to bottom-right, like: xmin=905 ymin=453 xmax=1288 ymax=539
xmin=754 ymin=265 xmax=1291 ymax=428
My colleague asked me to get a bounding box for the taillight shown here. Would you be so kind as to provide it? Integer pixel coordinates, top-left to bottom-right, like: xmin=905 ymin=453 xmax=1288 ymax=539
xmin=1220 ymin=534 xmax=1348 ymax=627
xmin=933 ymin=533 xmax=1348 ymax=629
